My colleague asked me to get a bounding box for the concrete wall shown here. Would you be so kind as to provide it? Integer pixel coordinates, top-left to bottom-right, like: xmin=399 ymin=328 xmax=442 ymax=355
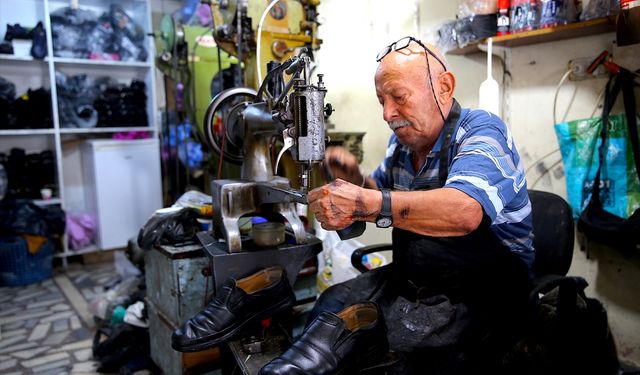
xmin=317 ymin=0 xmax=640 ymax=366
xmin=315 ymin=0 xmax=421 ymax=246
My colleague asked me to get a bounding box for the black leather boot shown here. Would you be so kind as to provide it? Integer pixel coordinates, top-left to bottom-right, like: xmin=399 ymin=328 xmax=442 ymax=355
xmin=259 ymin=301 xmax=389 ymax=375
xmin=172 ymin=266 xmax=295 ymax=352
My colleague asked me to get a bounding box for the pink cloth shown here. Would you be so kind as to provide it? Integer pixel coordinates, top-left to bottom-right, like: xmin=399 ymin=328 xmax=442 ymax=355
xmin=66 ymin=213 xmax=96 ymax=250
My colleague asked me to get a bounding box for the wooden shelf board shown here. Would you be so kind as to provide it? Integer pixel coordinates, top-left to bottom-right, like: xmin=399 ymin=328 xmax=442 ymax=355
xmin=448 ymin=17 xmax=616 ymax=55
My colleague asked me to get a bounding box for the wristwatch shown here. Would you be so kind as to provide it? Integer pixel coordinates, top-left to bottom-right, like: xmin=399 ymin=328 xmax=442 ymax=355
xmin=375 ymin=188 xmax=393 ymax=228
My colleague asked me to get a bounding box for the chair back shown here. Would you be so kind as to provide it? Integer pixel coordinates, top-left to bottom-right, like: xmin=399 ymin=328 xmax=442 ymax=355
xmin=529 ymin=190 xmax=575 ymax=277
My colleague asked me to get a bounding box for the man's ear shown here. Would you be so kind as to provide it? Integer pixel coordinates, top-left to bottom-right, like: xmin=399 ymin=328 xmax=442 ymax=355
xmin=438 ymin=71 xmax=456 ymax=104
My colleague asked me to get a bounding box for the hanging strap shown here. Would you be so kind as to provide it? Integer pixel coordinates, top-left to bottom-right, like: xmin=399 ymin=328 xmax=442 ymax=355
xmin=621 ymin=69 xmax=640 ymax=182
xmin=592 ymin=69 xmax=640 ymax=205
xmin=438 ymin=99 xmax=462 ymax=187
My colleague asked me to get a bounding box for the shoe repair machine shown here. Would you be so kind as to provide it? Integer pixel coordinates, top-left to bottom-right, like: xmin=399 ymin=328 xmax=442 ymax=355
xmin=193 ymin=0 xmax=351 ymax=299
xmin=197 ymin=50 xmax=330 ymax=294
xmin=193 ymin=46 xmax=332 ymax=373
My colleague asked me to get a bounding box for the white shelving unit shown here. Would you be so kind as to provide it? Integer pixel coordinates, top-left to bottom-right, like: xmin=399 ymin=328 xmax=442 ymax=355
xmin=0 ymin=0 xmax=161 ymax=264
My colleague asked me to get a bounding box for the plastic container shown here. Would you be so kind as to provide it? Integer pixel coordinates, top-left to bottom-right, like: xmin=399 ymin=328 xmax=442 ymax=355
xmin=0 ymin=236 xmax=53 ymax=286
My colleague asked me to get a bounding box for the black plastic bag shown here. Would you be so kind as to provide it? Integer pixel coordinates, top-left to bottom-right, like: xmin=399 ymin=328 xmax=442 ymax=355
xmin=0 ymin=199 xmax=65 ymax=237
xmin=137 ymin=207 xmax=201 ymax=249
xmin=92 ymin=322 xmax=151 ymax=373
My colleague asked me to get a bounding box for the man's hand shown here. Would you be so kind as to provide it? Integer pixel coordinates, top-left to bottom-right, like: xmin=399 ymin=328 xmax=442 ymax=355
xmin=308 ymin=179 xmax=379 ymax=231
xmin=322 ymin=146 xmax=364 ymax=185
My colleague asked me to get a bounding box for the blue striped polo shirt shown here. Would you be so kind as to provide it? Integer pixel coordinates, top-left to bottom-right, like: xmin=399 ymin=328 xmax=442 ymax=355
xmin=371 ymin=107 xmax=535 ymax=269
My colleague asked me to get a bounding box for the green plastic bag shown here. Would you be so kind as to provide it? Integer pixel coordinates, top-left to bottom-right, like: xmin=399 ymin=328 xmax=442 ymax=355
xmin=554 ymin=114 xmax=640 ymax=219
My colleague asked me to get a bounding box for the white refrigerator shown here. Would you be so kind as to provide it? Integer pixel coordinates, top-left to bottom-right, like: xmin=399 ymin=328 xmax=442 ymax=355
xmin=82 ymin=139 xmax=163 ymax=250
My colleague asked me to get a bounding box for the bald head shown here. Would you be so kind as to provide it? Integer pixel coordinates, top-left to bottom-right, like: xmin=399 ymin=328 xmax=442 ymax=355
xmin=375 ymin=41 xmax=448 ymax=81
xmin=374 ymin=40 xmax=456 ymax=154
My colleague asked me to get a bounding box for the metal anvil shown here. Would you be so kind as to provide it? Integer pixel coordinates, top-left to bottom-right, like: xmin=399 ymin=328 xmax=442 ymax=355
xmin=212 ymin=177 xmax=308 ymax=253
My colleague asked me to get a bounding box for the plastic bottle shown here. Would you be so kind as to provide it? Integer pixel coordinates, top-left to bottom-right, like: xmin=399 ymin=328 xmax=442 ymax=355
xmin=497 ymin=0 xmax=511 ymax=35
xmin=510 ymin=0 xmax=528 ymax=32
xmin=528 ymin=0 xmax=540 ymax=30
xmin=540 ymin=0 xmax=571 ymax=28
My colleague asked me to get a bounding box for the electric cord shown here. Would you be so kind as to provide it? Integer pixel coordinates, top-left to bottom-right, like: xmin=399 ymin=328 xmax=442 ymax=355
xmin=553 ymin=69 xmax=573 ymax=126
xmin=209 ymin=3 xmax=224 ymax=99
xmin=530 ymin=158 xmax=563 ymax=188
xmin=524 ymin=148 xmax=561 ymax=177
xmin=217 ymin=115 xmax=227 ymax=180
xmin=527 ymin=69 xmax=572 ymax=188
xmin=256 ymin=0 xmax=282 ymax=86
xmin=530 ymin=68 xmax=609 ymax=187
xmin=590 ymin=85 xmax=606 ymax=119
xmin=205 ymin=2 xmax=231 ymax=177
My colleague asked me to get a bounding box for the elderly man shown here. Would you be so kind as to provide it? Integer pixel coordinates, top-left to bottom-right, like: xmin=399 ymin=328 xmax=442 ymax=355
xmin=261 ymin=38 xmax=533 ymax=374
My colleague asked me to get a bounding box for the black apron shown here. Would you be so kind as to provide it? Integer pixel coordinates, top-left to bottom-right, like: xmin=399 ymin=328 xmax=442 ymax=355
xmin=310 ymin=101 xmax=530 ymax=373
xmin=387 ymin=100 xmax=527 ymax=305
xmin=380 ymin=101 xmax=530 ymax=374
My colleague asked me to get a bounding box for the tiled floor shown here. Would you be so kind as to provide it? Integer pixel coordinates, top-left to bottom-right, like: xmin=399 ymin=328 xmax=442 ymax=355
xmin=0 ymin=262 xmax=118 ymax=374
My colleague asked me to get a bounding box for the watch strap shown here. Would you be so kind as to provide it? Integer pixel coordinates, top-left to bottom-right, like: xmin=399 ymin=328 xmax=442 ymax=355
xmin=379 ymin=188 xmax=392 ymax=217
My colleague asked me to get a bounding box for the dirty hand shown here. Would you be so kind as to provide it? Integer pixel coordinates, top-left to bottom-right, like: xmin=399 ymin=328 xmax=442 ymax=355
xmin=322 ymin=146 xmax=364 ymax=186
xmin=308 ymin=179 xmax=377 ymax=231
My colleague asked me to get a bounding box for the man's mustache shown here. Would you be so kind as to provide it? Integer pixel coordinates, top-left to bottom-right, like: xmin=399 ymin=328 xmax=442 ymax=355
xmin=388 ymin=119 xmax=411 ymax=131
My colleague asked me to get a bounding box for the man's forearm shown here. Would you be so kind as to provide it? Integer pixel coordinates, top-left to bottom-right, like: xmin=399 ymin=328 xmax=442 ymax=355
xmin=362 ymin=187 xmax=483 ymax=236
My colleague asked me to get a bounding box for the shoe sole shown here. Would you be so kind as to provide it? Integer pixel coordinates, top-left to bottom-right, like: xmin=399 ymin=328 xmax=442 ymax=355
xmin=172 ymin=296 xmax=294 ymax=352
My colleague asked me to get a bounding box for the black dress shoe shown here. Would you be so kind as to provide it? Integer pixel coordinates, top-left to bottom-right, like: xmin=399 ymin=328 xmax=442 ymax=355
xmin=259 ymin=302 xmax=389 ymax=375
xmin=172 ymin=266 xmax=295 ymax=352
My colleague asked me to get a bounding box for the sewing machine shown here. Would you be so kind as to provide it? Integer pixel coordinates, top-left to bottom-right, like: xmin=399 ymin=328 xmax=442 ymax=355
xmin=197 ymin=52 xmax=331 ymax=295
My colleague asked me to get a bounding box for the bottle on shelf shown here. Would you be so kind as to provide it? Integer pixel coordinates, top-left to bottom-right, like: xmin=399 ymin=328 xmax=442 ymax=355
xmin=497 ymin=0 xmax=511 ymax=35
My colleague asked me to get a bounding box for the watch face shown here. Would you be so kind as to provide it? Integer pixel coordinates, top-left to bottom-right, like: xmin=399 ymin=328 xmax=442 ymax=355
xmin=376 ymin=217 xmax=393 ymax=228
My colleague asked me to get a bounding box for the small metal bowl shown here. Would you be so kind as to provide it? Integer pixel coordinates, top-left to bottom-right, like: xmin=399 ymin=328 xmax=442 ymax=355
xmin=251 ymin=222 xmax=286 ymax=247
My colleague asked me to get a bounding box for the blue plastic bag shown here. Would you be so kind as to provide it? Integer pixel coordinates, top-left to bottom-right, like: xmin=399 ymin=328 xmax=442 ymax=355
xmin=555 ymin=114 xmax=640 ymax=219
